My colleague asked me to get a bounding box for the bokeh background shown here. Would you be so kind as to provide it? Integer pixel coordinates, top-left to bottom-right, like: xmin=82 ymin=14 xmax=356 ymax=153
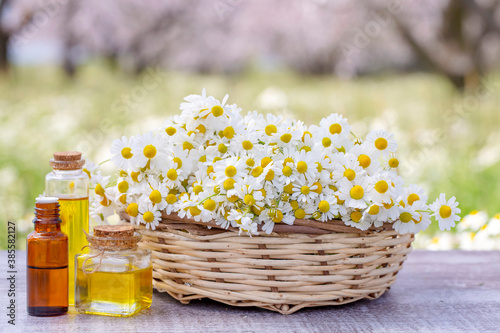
xmin=1 ymin=0 xmax=500 ymax=249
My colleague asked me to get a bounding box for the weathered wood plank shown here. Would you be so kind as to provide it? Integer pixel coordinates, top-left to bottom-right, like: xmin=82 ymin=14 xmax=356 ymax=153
xmin=2 ymin=251 xmax=500 ymax=332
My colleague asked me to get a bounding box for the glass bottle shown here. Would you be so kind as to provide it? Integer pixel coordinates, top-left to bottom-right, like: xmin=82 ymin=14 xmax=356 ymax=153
xmin=45 ymin=151 xmax=89 ymax=306
xmin=27 ymin=197 xmax=68 ymax=317
xmin=75 ymin=225 xmax=152 ymax=317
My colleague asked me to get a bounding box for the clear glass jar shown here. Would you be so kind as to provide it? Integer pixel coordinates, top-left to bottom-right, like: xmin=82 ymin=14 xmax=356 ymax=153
xmin=75 ymin=225 xmax=152 ymax=317
xmin=45 ymin=151 xmax=89 ymax=307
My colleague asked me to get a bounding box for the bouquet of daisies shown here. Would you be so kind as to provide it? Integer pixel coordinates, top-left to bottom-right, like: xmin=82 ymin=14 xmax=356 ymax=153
xmin=89 ymin=90 xmax=460 ymax=236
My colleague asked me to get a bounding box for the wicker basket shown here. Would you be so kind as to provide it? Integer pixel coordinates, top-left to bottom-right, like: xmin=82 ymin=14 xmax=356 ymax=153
xmin=122 ymin=212 xmax=413 ymax=315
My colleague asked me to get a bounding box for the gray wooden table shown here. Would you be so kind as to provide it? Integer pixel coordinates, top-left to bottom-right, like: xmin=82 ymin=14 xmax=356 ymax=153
xmin=1 ymin=251 xmax=499 ymax=333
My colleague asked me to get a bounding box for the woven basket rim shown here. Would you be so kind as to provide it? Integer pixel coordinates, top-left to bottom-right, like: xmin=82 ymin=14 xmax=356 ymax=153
xmin=119 ymin=210 xmax=395 ymax=236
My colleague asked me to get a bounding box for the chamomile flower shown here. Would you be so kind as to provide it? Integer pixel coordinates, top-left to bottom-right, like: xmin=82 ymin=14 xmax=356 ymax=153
xmin=392 ymin=204 xmax=420 ymax=234
xmin=131 ymin=132 xmax=168 ymax=169
xmin=342 ymin=208 xmax=372 ymax=230
xmin=319 ymin=113 xmax=351 ymax=138
xmin=401 ymin=184 xmax=428 ymax=207
xmin=110 ymin=136 xmax=135 ymax=170
xmin=292 ymin=176 xmax=320 ymax=203
xmin=138 ymin=202 xmax=162 ymax=230
xmin=429 ymin=194 xmax=461 ymax=231
xmin=314 ymin=194 xmax=339 ymax=222
xmin=337 ymin=176 xmax=372 ymax=209
xmin=144 ymin=177 xmax=169 ymax=210
xmin=366 ymin=130 xmax=397 ymax=157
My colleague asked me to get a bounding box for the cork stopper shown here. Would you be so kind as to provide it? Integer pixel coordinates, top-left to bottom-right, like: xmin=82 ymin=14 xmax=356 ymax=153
xmin=50 ymin=151 xmax=85 ymax=170
xmin=86 ymin=225 xmax=141 ymax=251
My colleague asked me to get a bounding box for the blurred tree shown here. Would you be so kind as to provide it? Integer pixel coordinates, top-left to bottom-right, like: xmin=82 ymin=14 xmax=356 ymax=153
xmin=394 ymin=0 xmax=500 ymax=91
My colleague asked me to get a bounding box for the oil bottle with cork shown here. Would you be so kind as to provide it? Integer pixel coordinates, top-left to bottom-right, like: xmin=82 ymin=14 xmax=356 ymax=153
xmin=27 ymin=197 xmax=68 ymax=316
xmin=75 ymin=225 xmax=152 ymax=317
xmin=45 ymin=151 xmax=89 ymax=306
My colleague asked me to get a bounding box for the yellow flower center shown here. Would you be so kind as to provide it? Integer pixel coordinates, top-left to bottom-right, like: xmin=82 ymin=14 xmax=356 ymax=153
xmin=131 ymin=171 xmax=140 ymax=183
xmin=265 ymin=170 xmax=275 ymax=181
xmin=143 ymin=211 xmax=155 ymax=223
xmin=119 ymin=194 xmax=127 ymax=205
xmin=290 ymin=200 xmax=299 ymax=210
xmin=203 ymin=199 xmax=216 ymax=211
xmin=206 ymin=165 xmax=214 ymax=175
xmin=223 ymin=178 xmax=235 ymax=190
xmin=322 ymin=137 xmax=331 ymax=147
xmin=351 ymin=211 xmax=362 ymax=222
xmin=182 ymin=142 xmax=193 ymax=151
xmin=400 ymin=212 xmax=412 ymax=223
xmin=223 ymin=126 xmax=235 ymax=139
xmin=297 ymin=161 xmax=308 ymax=174
xmin=375 ymin=138 xmax=388 ymax=150
xmin=126 ymin=203 xmax=139 ymax=217
xmin=244 ymin=194 xmax=255 ymax=206
xmin=165 ymin=127 xmax=177 ymax=136
xmin=318 ymin=200 xmax=330 ymax=213
xmin=193 ymin=185 xmax=203 ymax=195
xmin=211 ymin=105 xmax=224 ymax=117
xmin=173 ymin=157 xmax=182 ymax=168
xmin=368 ymin=205 xmax=380 ymax=215
xmin=241 ymin=140 xmax=253 ymax=151
xmin=166 ymin=169 xmax=178 ymax=181
xmin=272 ymin=210 xmax=283 ymax=223
xmin=121 ymin=147 xmax=133 ymax=159
xmin=218 ymin=143 xmax=227 ymax=154
xmin=280 ymin=133 xmax=292 ymax=143
xmin=284 ymin=183 xmax=294 ymax=194
xmin=166 ymin=194 xmax=177 ymax=204
xmin=261 ymin=157 xmax=272 ymax=168
xmin=282 ymin=166 xmax=292 ymax=177
xmin=439 ymin=205 xmax=452 ymax=219
xmin=302 ymin=131 xmax=313 ymax=142
xmin=225 ymin=165 xmax=237 ymax=177
xmin=329 ymin=123 xmax=342 ymax=135
xmin=294 ymin=209 xmax=306 ymax=219
xmin=408 ymin=193 xmax=420 ymax=205
xmin=343 ymin=169 xmax=356 ymax=181
xmin=283 ymin=157 xmax=294 ymax=165
xmin=189 ymin=206 xmax=201 ymax=216
xmin=312 ymin=182 xmax=322 ymax=194
xmin=300 ymin=186 xmax=310 ymax=195
xmin=227 ymin=195 xmax=239 ymax=203
xmin=358 ymin=154 xmax=371 ymax=168
xmin=246 ymin=158 xmax=255 ymax=167
xmin=118 ymin=181 xmax=129 ymax=193
xmin=375 ymin=180 xmax=389 ymax=194
xmin=389 ymin=157 xmax=399 ymax=168
xmin=100 ymin=196 xmax=111 ymax=207
xmin=143 ymin=144 xmax=157 ymax=159
xmin=350 ymin=185 xmax=364 ymax=200
xmin=95 ymin=183 xmax=105 ymax=196
xmin=265 ymin=124 xmax=277 ymax=136
xmin=196 ymin=124 xmax=206 ymax=133
xmin=149 ymin=190 xmax=162 ymax=204
xmin=252 ymin=166 xmax=263 ymax=177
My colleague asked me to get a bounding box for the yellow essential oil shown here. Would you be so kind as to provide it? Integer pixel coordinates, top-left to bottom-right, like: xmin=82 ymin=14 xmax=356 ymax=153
xmin=45 ymin=151 xmax=90 ymax=307
xmin=59 ymin=197 xmax=89 ymax=306
xmin=75 ymin=225 xmax=153 ymax=317
xmin=76 ymin=266 xmax=152 ymax=317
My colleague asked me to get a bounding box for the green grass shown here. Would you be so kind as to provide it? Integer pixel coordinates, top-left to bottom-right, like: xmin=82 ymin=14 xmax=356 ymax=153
xmin=1 ymin=64 xmax=499 ymax=249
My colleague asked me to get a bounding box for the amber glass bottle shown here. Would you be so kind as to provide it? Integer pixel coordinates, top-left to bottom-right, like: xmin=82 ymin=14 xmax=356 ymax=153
xmin=27 ymin=197 xmax=68 ymax=316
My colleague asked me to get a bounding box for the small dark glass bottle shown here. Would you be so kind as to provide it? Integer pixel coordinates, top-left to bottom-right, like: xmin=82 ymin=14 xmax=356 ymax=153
xmin=27 ymin=197 xmax=69 ymax=316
